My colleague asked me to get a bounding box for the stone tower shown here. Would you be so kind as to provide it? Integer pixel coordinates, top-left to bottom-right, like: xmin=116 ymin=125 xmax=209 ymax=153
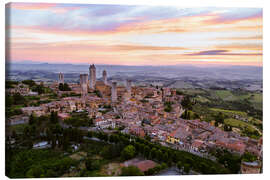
xmin=102 ymin=70 xmax=107 ymax=85
xmin=111 ymin=82 xmax=117 ymax=102
xmin=126 ymin=79 xmax=132 ymax=96
xmin=80 ymin=74 xmax=88 ymax=98
xmin=58 ymin=72 xmax=64 ymax=84
xmin=89 ymin=64 xmax=96 ymax=89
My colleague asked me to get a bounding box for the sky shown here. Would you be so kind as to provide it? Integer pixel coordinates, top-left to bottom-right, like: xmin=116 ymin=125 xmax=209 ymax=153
xmin=6 ymin=3 xmax=262 ymax=66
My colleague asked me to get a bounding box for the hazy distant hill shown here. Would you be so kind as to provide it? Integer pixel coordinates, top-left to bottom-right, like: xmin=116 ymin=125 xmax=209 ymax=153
xmin=7 ymin=62 xmax=262 ymax=80
xmin=6 ymin=62 xmax=262 ymax=91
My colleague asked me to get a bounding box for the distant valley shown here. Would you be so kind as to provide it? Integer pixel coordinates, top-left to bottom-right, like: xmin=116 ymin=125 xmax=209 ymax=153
xmin=6 ymin=62 xmax=263 ymax=91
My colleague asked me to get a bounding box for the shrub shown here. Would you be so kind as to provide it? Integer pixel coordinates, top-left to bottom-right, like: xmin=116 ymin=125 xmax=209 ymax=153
xmin=121 ymin=166 xmax=143 ymax=176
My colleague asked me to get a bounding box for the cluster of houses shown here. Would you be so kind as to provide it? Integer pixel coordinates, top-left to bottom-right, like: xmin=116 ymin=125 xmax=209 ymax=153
xmin=6 ymin=82 xmax=38 ymax=96
xmin=8 ymin=79 xmax=262 ymax=160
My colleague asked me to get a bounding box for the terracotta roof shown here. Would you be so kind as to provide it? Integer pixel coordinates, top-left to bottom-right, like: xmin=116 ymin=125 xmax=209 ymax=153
xmin=58 ymin=113 xmax=70 ymax=120
xmin=227 ymin=142 xmax=246 ymax=153
xmin=170 ymin=127 xmax=190 ymax=139
xmin=192 ymin=140 xmax=204 ymax=148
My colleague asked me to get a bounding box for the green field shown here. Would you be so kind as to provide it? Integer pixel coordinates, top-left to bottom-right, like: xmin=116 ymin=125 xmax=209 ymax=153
xmin=180 ymin=88 xmax=206 ymax=96
xmin=210 ymin=108 xmax=247 ymax=117
xmin=249 ymin=93 xmax=263 ymax=110
xmin=224 ymin=118 xmax=258 ymax=133
xmin=194 ymin=95 xmax=210 ymax=103
xmin=184 ymin=87 xmax=263 ymax=139
xmin=170 ymin=81 xmax=194 ymax=89
xmin=214 ymin=90 xmax=237 ymax=101
xmin=215 ymin=91 xmax=262 ymax=109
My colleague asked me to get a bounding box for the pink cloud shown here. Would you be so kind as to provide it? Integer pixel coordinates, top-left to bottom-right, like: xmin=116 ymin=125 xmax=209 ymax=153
xmin=9 ymin=2 xmax=56 ymax=10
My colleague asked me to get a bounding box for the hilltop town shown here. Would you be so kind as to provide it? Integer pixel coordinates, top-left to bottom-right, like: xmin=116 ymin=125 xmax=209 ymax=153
xmin=6 ymin=64 xmax=263 ymax=177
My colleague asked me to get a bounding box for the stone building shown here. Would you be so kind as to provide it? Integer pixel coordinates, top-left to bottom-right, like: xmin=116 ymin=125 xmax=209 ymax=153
xmin=240 ymin=161 xmax=261 ymax=174
xmin=80 ymin=74 xmax=88 ymax=98
xmin=126 ymin=79 xmax=132 ymax=98
xmin=102 ymin=70 xmax=107 ymax=85
xmin=111 ymin=82 xmax=117 ymax=102
xmin=95 ymin=81 xmax=111 ymax=98
xmin=58 ymin=72 xmax=64 ymax=84
xmin=89 ymin=64 xmax=96 ymax=89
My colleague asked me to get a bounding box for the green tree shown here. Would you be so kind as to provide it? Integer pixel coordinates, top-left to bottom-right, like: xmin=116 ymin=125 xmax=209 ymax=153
xmin=59 ymin=83 xmax=71 ymax=91
xmin=22 ymin=80 xmax=36 ymax=87
xmin=32 ymin=84 xmax=45 ymax=95
xmin=162 ymin=152 xmax=169 ymax=162
xmin=161 ymin=162 xmax=168 ymax=169
xmin=143 ymin=145 xmax=150 ymax=158
xmin=26 ymin=165 xmax=44 ymax=178
xmin=242 ymin=152 xmax=257 ymax=162
xmin=187 ymin=111 xmax=191 ymax=120
xmin=183 ymin=163 xmax=191 ymax=174
xmin=13 ymin=92 xmax=25 ymax=105
xmin=45 ymin=169 xmax=57 ymax=177
xmin=6 ymin=95 xmax=13 ymax=107
xmin=181 ymin=110 xmax=188 ymax=119
xmin=121 ymin=166 xmax=144 ymax=176
xmin=29 ymin=113 xmax=36 ymax=125
xmin=177 ymin=161 xmax=183 ymax=172
xmin=157 ymin=150 xmax=163 ymax=161
xmin=50 ymin=111 xmax=58 ymax=124
xmin=216 ymin=112 xmax=225 ymax=124
xmin=121 ymin=145 xmax=136 ymax=160
xmin=217 ymin=149 xmax=241 ymax=173
xmin=181 ymin=96 xmax=193 ymax=110
xmin=85 ymin=158 xmax=101 ymax=171
xmin=59 ymin=83 xmax=64 ymax=91
xmin=149 ymin=147 xmax=157 ymax=160
xmin=63 ymin=83 xmax=71 ymax=91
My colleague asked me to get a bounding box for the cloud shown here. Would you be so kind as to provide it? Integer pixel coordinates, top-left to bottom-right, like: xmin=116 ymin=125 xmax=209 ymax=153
xmin=205 ymin=8 xmax=262 ymax=24
xmin=187 ymin=50 xmax=262 ymax=56
xmin=216 ymin=43 xmax=262 ymax=51
xmin=9 ymin=2 xmax=56 ymax=10
xmin=7 ymin=5 xmax=263 ymax=66
xmin=215 ymin=35 xmax=262 ymax=41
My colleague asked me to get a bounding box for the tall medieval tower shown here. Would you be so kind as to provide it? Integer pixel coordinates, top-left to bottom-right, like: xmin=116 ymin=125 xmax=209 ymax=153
xmin=102 ymin=70 xmax=107 ymax=85
xmin=111 ymin=82 xmax=117 ymax=102
xmin=80 ymin=74 xmax=88 ymax=98
xmin=58 ymin=72 xmax=64 ymax=84
xmin=89 ymin=64 xmax=96 ymax=89
xmin=126 ymin=79 xmax=132 ymax=97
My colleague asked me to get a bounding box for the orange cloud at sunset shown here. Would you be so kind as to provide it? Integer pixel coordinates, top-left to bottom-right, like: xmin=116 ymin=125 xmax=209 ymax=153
xmin=6 ymin=3 xmax=263 ymax=66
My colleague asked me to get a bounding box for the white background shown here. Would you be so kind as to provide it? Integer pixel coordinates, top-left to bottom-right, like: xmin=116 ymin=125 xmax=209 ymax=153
xmin=0 ymin=0 xmax=268 ymax=180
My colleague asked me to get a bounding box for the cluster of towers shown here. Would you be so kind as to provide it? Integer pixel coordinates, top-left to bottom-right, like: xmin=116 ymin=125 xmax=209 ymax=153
xmin=58 ymin=64 xmax=132 ymax=103
xmin=82 ymin=64 xmax=119 ymax=102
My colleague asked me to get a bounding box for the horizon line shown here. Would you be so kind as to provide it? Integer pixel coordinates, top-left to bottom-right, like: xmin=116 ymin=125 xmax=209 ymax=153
xmin=8 ymin=60 xmax=263 ymax=67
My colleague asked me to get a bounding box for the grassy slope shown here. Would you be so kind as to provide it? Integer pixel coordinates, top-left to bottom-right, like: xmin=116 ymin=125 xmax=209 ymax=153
xmin=249 ymin=93 xmax=263 ymax=110
xmin=210 ymin=108 xmax=247 ymax=117
xmin=224 ymin=118 xmax=256 ymax=132
xmin=214 ymin=90 xmax=237 ymax=101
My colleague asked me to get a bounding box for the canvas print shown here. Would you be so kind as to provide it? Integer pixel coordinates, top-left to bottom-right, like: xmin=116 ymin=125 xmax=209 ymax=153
xmin=5 ymin=2 xmax=263 ymax=178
